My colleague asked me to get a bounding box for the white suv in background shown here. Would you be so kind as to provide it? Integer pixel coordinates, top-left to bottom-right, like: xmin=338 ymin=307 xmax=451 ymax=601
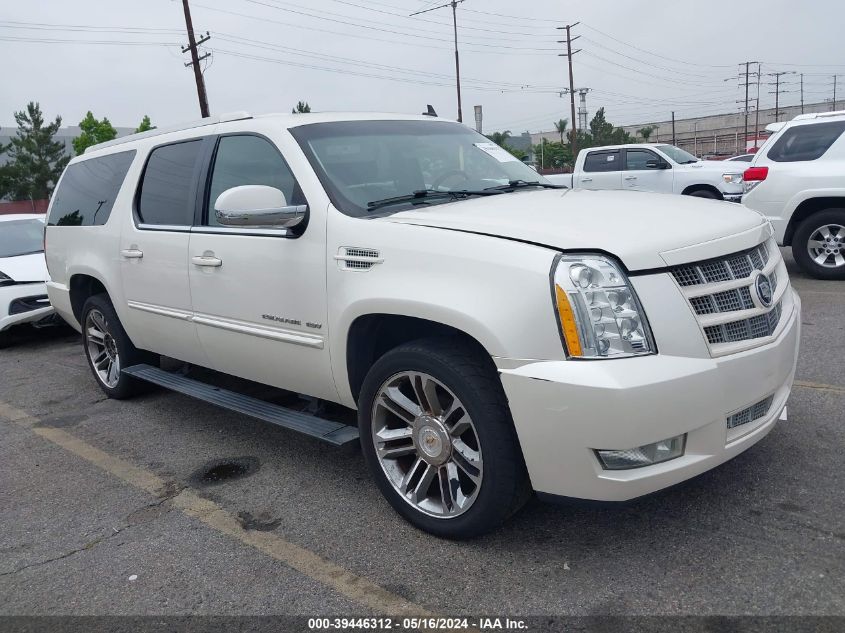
xmin=742 ymin=110 xmax=845 ymax=279
xmin=45 ymin=112 xmax=800 ymax=538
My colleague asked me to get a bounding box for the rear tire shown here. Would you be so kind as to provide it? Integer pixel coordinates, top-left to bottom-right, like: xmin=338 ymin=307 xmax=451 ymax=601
xmin=792 ymin=209 xmax=845 ymax=280
xmin=687 ymin=189 xmax=720 ymax=200
xmin=0 ymin=330 xmax=10 ymax=350
xmin=81 ymin=294 xmax=155 ymax=399
xmin=358 ymin=337 xmax=531 ymax=539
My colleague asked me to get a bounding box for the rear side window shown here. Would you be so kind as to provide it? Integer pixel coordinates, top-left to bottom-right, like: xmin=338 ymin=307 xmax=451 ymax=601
xmin=583 ymin=150 xmax=620 ymax=172
xmin=137 ymin=140 xmax=203 ymax=226
xmin=767 ymin=121 xmax=845 ymax=162
xmin=48 ymin=150 xmax=135 ymax=226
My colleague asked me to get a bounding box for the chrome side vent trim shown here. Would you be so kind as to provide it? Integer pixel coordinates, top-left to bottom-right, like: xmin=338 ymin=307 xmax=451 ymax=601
xmin=335 ymin=247 xmax=383 ymax=272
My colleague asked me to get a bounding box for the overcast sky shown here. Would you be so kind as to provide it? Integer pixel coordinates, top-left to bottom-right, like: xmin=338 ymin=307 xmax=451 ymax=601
xmin=1 ymin=0 xmax=843 ymax=135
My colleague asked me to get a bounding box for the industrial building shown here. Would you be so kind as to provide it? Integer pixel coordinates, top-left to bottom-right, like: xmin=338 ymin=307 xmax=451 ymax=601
xmin=530 ymin=100 xmax=835 ymax=158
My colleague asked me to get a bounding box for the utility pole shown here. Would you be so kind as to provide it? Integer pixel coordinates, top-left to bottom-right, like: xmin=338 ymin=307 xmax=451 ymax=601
xmin=727 ymin=62 xmax=759 ymax=151
xmin=410 ymin=1 xmax=465 ymax=122
xmin=557 ymin=23 xmax=580 ymax=159
xmin=800 ymin=74 xmax=804 ymax=114
xmin=754 ymin=63 xmax=761 ymax=151
xmin=768 ymin=71 xmax=796 ymax=122
xmin=181 ymin=0 xmax=210 ymax=118
xmin=671 ymin=111 xmax=676 ymax=145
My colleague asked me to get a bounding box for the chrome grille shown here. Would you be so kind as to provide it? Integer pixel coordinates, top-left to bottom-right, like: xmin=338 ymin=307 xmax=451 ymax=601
xmin=672 ymin=243 xmax=770 ymax=287
xmin=704 ymin=301 xmax=783 ymax=344
xmin=672 ymin=239 xmax=789 ymax=353
xmin=691 ymin=287 xmax=755 ymax=315
xmin=727 ymin=395 xmax=774 ymax=429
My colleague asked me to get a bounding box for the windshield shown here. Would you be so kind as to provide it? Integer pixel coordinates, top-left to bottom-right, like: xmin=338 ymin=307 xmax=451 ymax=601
xmin=290 ymin=120 xmax=549 ymax=216
xmin=0 ymin=218 xmax=44 ymax=258
xmin=656 ymin=144 xmax=700 ymax=164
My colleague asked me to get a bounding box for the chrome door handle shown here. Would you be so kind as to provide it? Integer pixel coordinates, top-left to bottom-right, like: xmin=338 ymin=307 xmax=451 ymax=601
xmin=624 ymin=176 xmax=637 ymax=180
xmin=581 ymin=178 xmax=593 ymax=182
xmin=192 ymin=255 xmax=222 ymax=267
xmin=120 ymin=249 xmax=144 ymax=259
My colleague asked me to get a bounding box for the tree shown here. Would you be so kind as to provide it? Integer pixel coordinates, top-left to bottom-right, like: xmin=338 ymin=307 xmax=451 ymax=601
xmin=72 ymin=111 xmax=117 ymax=155
xmin=586 ymin=108 xmax=633 ymax=148
xmin=638 ymin=125 xmax=656 ymax=142
xmin=0 ymin=102 xmax=69 ymax=201
xmin=534 ymin=139 xmax=573 ymax=170
xmin=135 ymin=115 xmax=155 ymax=133
xmin=291 ymin=101 xmax=311 ymax=114
xmin=553 ymin=118 xmax=568 ymax=144
xmin=485 ymin=130 xmax=511 ymax=146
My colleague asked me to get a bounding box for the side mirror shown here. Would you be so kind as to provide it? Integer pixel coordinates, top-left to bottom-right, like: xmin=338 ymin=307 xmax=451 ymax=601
xmin=214 ymin=185 xmax=306 ymax=228
xmin=646 ymin=159 xmax=670 ymax=170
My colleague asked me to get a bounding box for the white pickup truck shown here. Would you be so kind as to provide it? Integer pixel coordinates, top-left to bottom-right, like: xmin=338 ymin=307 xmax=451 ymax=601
xmin=45 ymin=112 xmax=799 ymax=538
xmin=546 ymin=143 xmax=745 ymax=202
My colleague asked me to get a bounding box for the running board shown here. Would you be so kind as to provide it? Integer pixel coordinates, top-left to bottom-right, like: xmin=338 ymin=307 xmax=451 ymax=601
xmin=122 ymin=364 xmax=359 ymax=447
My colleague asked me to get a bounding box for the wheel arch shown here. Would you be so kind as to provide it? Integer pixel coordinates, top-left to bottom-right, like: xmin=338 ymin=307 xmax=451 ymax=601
xmin=69 ymin=273 xmax=111 ymax=323
xmin=343 ymin=310 xmax=499 ymax=407
xmin=681 ymin=183 xmax=723 ymax=199
xmin=783 ymin=196 xmax=845 ymax=246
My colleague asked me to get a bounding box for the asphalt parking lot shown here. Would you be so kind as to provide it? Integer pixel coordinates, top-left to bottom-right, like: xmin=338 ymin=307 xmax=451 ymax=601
xmin=1 ymin=248 xmax=843 ymax=622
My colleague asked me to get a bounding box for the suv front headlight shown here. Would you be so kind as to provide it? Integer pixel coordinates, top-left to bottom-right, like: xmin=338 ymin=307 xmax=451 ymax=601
xmin=722 ymin=173 xmax=743 ymax=185
xmin=551 ymin=254 xmax=655 ymax=359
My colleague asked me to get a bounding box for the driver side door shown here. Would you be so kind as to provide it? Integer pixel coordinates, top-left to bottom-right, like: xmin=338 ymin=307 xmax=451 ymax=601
xmin=187 ymin=133 xmax=337 ymax=402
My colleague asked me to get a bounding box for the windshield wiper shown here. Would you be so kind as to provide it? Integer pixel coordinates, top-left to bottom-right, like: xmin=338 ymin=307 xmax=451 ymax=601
xmin=367 ymin=188 xmax=500 ymax=212
xmin=485 ymin=179 xmax=567 ymax=192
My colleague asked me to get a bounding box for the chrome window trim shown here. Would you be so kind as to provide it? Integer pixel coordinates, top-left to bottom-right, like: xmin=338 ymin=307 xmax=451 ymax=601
xmin=189 ymin=225 xmax=291 ymax=237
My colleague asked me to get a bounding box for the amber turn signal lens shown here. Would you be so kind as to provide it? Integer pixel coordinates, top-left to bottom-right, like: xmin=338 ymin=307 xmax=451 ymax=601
xmin=555 ymin=284 xmax=583 ymax=357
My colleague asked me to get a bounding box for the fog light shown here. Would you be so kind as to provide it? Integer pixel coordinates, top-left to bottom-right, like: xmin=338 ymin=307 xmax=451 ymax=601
xmin=596 ymin=434 xmax=686 ymax=470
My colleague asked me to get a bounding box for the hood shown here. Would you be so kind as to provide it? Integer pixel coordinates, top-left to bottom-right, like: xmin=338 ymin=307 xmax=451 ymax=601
xmin=0 ymin=252 xmax=49 ymax=283
xmin=384 ymin=189 xmax=766 ymax=270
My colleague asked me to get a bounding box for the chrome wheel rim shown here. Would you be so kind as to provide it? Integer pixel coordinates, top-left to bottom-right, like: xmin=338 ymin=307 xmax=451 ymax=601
xmin=85 ymin=309 xmax=121 ymax=388
xmin=371 ymin=371 xmax=483 ymax=518
xmin=807 ymin=223 xmax=845 ymax=268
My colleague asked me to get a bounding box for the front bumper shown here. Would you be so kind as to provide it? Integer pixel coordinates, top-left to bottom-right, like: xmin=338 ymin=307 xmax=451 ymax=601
xmin=723 ymin=193 xmax=743 ymax=203
xmin=0 ymin=282 xmax=55 ymax=332
xmin=498 ymin=290 xmax=801 ymax=501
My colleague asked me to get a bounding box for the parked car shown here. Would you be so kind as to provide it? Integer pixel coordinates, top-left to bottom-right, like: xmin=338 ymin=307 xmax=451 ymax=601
xmin=0 ymin=214 xmax=57 ymax=347
xmin=45 ymin=112 xmax=800 ymax=538
xmin=742 ymin=110 xmax=845 ymax=279
xmin=727 ymin=154 xmax=755 ymax=162
xmin=546 ymin=143 xmax=745 ymax=202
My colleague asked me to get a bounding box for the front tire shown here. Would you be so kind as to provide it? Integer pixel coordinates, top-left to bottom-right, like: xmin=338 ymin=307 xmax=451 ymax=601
xmin=81 ymin=294 xmax=154 ymax=399
xmin=792 ymin=209 xmax=845 ymax=280
xmin=358 ymin=338 xmax=530 ymax=539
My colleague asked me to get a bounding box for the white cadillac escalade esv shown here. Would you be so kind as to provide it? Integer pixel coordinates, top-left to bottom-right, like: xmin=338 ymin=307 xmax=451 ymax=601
xmin=45 ymin=112 xmax=801 ymax=538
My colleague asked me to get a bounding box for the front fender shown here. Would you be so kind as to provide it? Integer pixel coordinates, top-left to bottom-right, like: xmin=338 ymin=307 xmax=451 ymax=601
xmin=326 ymin=220 xmax=565 ymax=407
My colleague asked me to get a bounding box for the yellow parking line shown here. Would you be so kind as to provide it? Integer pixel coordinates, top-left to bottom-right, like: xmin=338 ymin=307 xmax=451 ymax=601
xmin=0 ymin=400 xmax=430 ymax=617
xmin=794 ymin=380 xmax=845 ymax=395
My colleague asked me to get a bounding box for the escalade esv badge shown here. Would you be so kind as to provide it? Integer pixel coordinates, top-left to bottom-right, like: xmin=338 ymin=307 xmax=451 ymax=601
xmin=755 ymin=272 xmax=774 ymax=308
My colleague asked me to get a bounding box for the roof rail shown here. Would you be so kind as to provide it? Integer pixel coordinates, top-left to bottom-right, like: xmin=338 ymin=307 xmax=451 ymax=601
xmin=793 ymin=109 xmax=845 ymax=121
xmin=84 ymin=111 xmax=252 ymax=154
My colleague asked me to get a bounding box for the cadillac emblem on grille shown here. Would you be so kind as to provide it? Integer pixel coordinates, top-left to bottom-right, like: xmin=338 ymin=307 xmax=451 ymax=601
xmin=755 ymin=272 xmax=773 ymax=308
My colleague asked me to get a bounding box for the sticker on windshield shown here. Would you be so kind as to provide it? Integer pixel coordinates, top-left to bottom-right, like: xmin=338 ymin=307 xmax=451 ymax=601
xmin=474 ymin=142 xmax=520 ymax=163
